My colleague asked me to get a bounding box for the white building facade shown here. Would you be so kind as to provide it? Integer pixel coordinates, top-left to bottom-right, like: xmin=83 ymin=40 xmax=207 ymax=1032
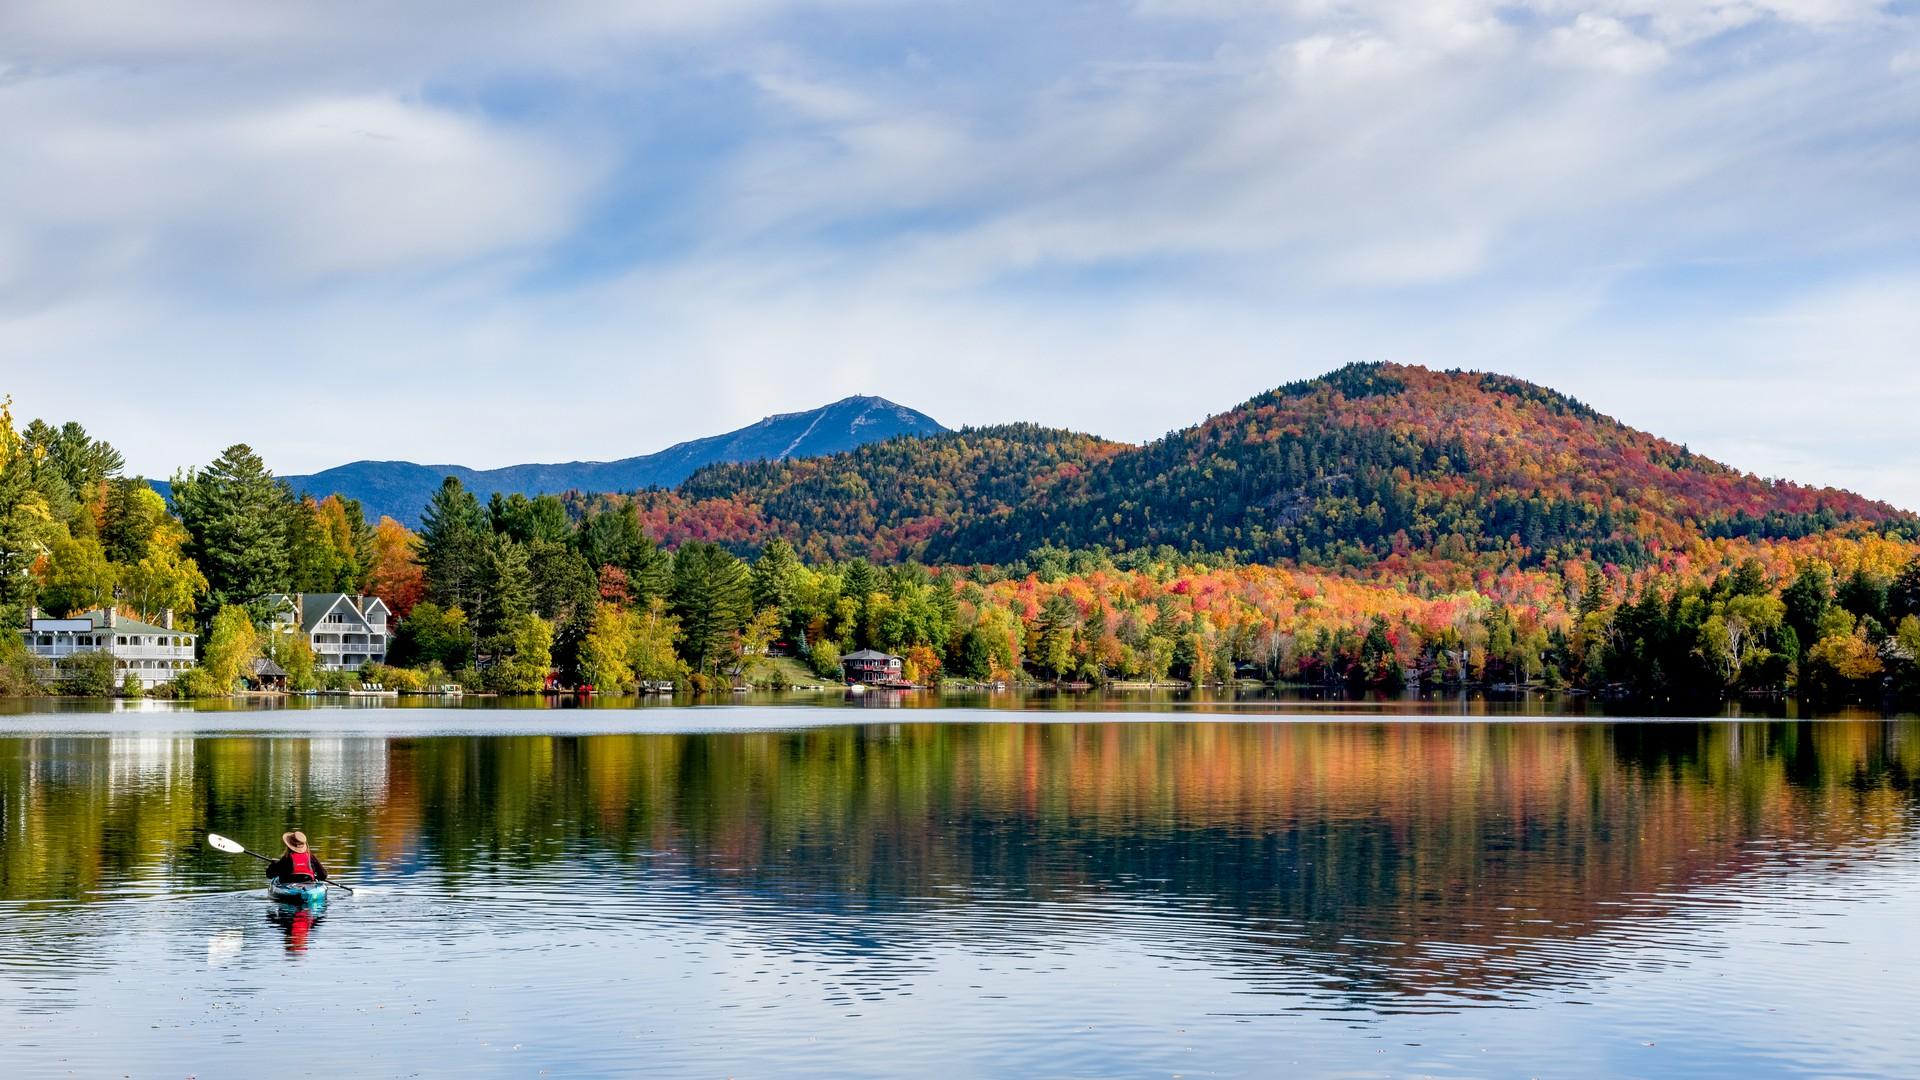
xmin=264 ymin=593 xmax=392 ymax=671
xmin=21 ymin=608 xmax=197 ymax=689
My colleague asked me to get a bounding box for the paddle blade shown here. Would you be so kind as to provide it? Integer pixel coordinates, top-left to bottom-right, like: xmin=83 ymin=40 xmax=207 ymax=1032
xmin=207 ymin=833 xmax=247 ymax=854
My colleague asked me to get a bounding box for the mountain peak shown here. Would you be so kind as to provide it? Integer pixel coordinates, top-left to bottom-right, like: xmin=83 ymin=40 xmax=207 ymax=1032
xmin=282 ymin=396 xmax=947 ymax=524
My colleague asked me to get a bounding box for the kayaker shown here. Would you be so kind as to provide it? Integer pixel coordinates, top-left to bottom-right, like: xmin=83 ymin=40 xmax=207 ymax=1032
xmin=265 ymin=831 xmax=330 ymax=884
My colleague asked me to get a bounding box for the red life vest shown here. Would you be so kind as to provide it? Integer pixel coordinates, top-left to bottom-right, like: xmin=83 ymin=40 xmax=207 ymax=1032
xmin=287 ymin=850 xmax=315 ymax=880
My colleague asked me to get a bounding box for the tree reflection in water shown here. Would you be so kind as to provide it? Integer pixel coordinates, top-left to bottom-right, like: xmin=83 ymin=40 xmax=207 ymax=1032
xmin=1 ymin=720 xmax=1915 ymax=1005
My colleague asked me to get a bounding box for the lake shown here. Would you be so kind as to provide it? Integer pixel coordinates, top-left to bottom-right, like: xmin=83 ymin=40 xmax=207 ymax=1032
xmin=3 ymin=704 xmax=1918 ymax=1077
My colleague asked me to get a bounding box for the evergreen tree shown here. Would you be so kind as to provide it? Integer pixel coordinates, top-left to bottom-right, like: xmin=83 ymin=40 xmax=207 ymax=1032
xmin=284 ymin=497 xmax=336 ymax=593
xmin=479 ymin=536 xmax=534 ymax=640
xmin=1577 ymin=570 xmax=1608 ymax=618
xmin=491 ymin=493 xmax=572 ymax=545
xmin=1036 ymin=594 xmax=1080 ymax=678
xmin=1890 ymin=557 xmax=1920 ymax=623
xmin=1836 ymin=567 xmax=1890 ymax=630
xmin=578 ymin=508 xmax=642 ymax=571
xmin=35 ymin=421 xmax=123 ymax=505
xmin=1728 ymin=558 xmax=1770 ymax=598
xmin=171 ymin=444 xmax=291 ymax=608
xmin=419 ymin=477 xmax=489 ymax=613
xmin=100 ymin=479 xmax=167 ymax=565
xmin=751 ymin=538 xmax=802 ymax=622
xmin=959 ymin=627 xmax=995 ymax=680
xmin=842 ymin=558 xmax=876 ymax=603
xmin=670 ymin=541 xmax=751 ymax=674
xmin=622 ymin=532 xmax=673 ymax=605
xmin=528 ymin=539 xmax=597 ymax=622
xmin=1781 ymin=563 xmax=1834 ymax=650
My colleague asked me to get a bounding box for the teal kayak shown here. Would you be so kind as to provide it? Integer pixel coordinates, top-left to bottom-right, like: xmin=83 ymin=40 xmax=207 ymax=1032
xmin=268 ymin=879 xmax=329 ymax=907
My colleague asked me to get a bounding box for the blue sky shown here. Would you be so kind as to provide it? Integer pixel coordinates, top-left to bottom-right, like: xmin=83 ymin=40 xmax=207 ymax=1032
xmin=3 ymin=1 xmax=1917 ymax=507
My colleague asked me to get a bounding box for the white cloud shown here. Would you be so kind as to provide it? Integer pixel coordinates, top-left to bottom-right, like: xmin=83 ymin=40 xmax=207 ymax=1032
xmin=0 ymin=0 xmax=872 ymax=69
xmin=0 ymin=85 xmax=600 ymax=297
xmin=0 ymin=0 xmax=1915 ymax=515
xmin=1539 ymin=14 xmax=1670 ymax=73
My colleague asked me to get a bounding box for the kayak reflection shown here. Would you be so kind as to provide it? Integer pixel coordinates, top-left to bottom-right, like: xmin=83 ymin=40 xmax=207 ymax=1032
xmin=267 ymin=905 xmax=324 ymax=955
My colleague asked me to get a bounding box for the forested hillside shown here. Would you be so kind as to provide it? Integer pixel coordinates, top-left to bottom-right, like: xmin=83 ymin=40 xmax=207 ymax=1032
xmin=7 ymin=392 xmax=1920 ymax=706
xmin=617 ymin=363 xmax=1913 ymax=570
xmin=596 ymin=424 xmax=1125 ymax=562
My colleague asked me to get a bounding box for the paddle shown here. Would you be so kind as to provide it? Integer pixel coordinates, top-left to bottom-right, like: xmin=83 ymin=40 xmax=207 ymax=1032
xmin=206 ymin=832 xmax=356 ymax=894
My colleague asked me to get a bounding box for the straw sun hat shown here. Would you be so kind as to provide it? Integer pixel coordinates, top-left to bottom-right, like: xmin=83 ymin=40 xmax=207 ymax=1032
xmin=282 ymin=831 xmax=309 ymax=852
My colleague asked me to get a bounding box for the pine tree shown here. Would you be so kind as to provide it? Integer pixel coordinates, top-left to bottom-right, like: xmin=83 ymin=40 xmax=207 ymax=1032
xmin=419 ymin=477 xmax=489 ymax=613
xmin=100 ymin=478 xmax=166 ymax=565
xmin=284 ymin=497 xmax=335 ymax=593
xmin=1781 ymin=563 xmax=1834 ymax=649
xmin=479 ymin=536 xmax=534 ymax=640
xmin=1037 ymin=594 xmax=1079 ymax=678
xmin=529 ymin=539 xmax=597 ymax=623
xmin=621 ymin=532 xmax=673 ymax=605
xmin=751 ymin=538 xmax=802 ymax=618
xmin=842 ymin=558 xmax=876 ymax=602
xmin=578 ymin=508 xmax=641 ymax=571
xmin=671 ymin=541 xmax=751 ymax=674
xmin=171 ymin=444 xmax=291 ymax=608
xmin=1577 ymin=568 xmax=1608 ymax=618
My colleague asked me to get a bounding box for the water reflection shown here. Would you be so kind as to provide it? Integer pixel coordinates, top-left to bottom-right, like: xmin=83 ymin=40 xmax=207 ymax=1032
xmin=3 ymin=687 xmax=1912 ymax=719
xmin=267 ymin=906 xmax=323 ymax=955
xmin=1 ymin=719 xmax=1917 ymax=1076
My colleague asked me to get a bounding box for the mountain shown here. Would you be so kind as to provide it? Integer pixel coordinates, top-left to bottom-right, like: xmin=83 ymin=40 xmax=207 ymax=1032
xmin=926 ymin=363 xmax=1914 ymax=566
xmin=622 ymin=363 xmax=1915 ymax=568
xmin=284 ymin=396 xmax=945 ymax=525
xmin=616 ymin=423 xmax=1126 ymax=561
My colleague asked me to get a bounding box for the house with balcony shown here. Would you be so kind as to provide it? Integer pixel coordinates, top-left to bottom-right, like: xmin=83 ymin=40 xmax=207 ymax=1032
xmin=839 ymin=649 xmax=904 ymax=685
xmin=20 ymin=607 xmax=197 ymax=689
xmin=264 ymin=593 xmax=392 ymax=671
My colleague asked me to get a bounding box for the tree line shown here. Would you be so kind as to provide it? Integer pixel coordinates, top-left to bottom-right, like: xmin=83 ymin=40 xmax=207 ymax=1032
xmin=4 ymin=404 xmax=1919 ymax=705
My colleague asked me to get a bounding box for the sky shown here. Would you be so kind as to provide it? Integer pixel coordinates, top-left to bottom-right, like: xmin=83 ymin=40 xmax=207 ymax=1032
xmin=2 ymin=1 xmax=1917 ymax=507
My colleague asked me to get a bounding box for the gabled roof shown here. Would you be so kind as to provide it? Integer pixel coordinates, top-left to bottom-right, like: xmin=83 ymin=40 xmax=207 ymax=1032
xmin=261 ymin=593 xmax=376 ymax=631
xmin=303 ymin=593 xmax=360 ymax=629
xmin=841 ymin=649 xmax=901 ymax=662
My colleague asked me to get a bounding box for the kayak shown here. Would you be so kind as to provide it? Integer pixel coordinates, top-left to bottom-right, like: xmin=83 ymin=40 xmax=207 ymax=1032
xmin=267 ymin=879 xmax=329 ymax=907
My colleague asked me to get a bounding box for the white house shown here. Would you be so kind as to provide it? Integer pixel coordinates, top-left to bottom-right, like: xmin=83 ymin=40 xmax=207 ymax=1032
xmin=20 ymin=608 xmax=197 ymax=689
xmin=264 ymin=593 xmax=391 ymax=671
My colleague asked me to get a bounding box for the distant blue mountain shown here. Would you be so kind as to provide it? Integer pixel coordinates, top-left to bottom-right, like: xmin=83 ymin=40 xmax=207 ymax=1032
xmin=278 ymin=396 xmax=945 ymax=526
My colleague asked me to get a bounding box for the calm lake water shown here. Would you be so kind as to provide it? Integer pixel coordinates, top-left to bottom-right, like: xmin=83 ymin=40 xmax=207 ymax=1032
xmin=3 ymin=704 xmax=1918 ymax=1077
